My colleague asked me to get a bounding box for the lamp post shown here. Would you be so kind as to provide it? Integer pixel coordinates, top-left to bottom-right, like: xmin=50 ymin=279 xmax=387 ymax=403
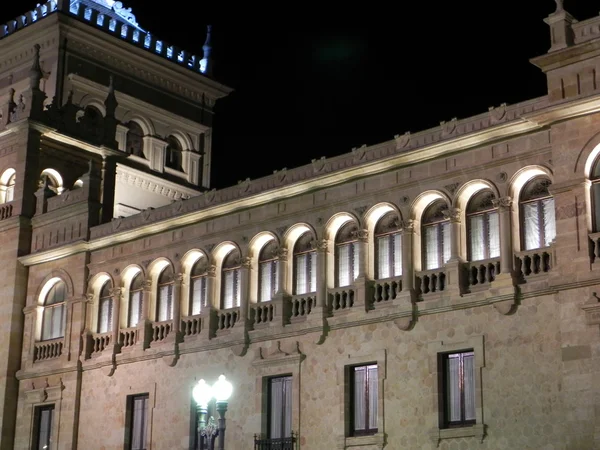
xmin=192 ymin=374 xmax=233 ymax=450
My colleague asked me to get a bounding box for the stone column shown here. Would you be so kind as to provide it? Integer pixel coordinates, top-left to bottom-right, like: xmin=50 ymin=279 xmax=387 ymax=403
xmin=274 ymin=247 xmax=291 ymax=325
xmin=442 ymin=208 xmax=465 ymax=297
xmin=172 ymin=273 xmax=183 ymax=338
xmin=240 ymin=257 xmax=251 ymax=319
xmin=139 ymin=279 xmax=152 ymax=349
xmin=352 ymin=229 xmax=371 ymax=310
xmin=202 ymin=265 xmax=217 ymax=339
xmin=110 ymin=287 xmax=122 ymax=351
xmin=401 ymin=220 xmax=415 ymax=296
xmin=276 ymin=247 xmax=288 ymax=295
xmin=493 ymin=197 xmax=513 ymax=275
xmin=443 ymin=207 xmax=462 ymax=262
xmin=313 ymin=239 xmax=329 ymax=311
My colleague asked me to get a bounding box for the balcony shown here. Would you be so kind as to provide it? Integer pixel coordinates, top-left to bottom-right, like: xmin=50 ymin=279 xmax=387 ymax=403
xmin=254 ymin=433 xmax=297 ymax=450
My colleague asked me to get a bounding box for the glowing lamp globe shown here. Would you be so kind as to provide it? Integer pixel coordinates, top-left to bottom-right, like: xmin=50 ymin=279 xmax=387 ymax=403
xmin=213 ymin=374 xmax=233 ymax=402
xmin=192 ymin=379 xmax=213 ymax=408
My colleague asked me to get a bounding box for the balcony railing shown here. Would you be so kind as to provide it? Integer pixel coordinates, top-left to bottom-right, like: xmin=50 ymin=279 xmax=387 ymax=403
xmin=254 ymin=433 xmax=297 ymax=450
xmin=33 ymin=338 xmax=63 ymax=362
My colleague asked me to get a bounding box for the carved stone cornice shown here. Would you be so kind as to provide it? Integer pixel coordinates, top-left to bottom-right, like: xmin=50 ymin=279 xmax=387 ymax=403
xmin=240 ymin=257 xmax=252 ymax=269
xmin=442 ymin=207 xmax=461 ymax=223
xmin=492 ymin=196 xmax=512 ymax=210
xmin=252 ymin=341 xmax=305 ymax=368
xmin=115 ymin=165 xmax=199 ymax=201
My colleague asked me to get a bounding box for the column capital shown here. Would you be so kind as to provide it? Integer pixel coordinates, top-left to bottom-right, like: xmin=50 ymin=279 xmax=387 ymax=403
xmin=143 ymin=279 xmax=153 ymax=291
xmin=400 ymin=219 xmax=415 ymax=232
xmin=108 ymin=287 xmax=122 ymax=299
xmin=311 ymin=238 xmax=329 ymax=253
xmin=206 ymin=264 xmax=217 ymax=277
xmin=492 ymin=196 xmax=512 ymax=210
xmin=175 ymin=273 xmax=185 ymax=284
xmin=352 ymin=229 xmax=369 ymax=242
xmin=240 ymin=256 xmax=252 ymax=269
xmin=276 ymin=247 xmax=289 ymax=260
xmin=442 ymin=207 xmax=461 ymax=223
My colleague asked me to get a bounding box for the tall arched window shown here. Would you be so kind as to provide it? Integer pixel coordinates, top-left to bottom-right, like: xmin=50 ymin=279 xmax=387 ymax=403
xmin=467 ymin=190 xmax=500 ymax=261
xmin=97 ymin=280 xmax=113 ymax=333
xmin=294 ymin=232 xmax=316 ymax=295
xmin=156 ymin=266 xmax=174 ymax=321
xmin=128 ymin=273 xmax=144 ymax=327
xmin=375 ymin=212 xmax=402 ymax=279
xmin=165 ymin=136 xmax=183 ymax=171
xmin=336 ymin=222 xmax=359 ymax=287
xmin=259 ymin=240 xmax=279 ymax=302
xmin=40 ymin=169 xmax=62 ymax=195
xmin=41 ymin=280 xmax=67 ymax=341
xmin=422 ymin=201 xmax=451 ymax=270
xmin=591 ymin=160 xmax=600 ymax=231
xmin=222 ymin=250 xmax=241 ymax=309
xmin=520 ymin=177 xmax=556 ymax=250
xmin=5 ymin=173 xmax=15 ymax=202
xmin=125 ymin=121 xmax=144 ymax=157
xmin=190 ymin=259 xmax=208 ymax=315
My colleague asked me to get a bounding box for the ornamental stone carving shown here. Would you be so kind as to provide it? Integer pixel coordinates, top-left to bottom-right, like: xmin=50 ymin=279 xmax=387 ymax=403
xmin=352 ymin=229 xmax=369 ymax=242
xmin=492 ymin=196 xmax=512 ymax=210
xmin=276 ymin=247 xmax=289 ymax=260
xmin=206 ymin=265 xmax=217 ymax=277
xmin=311 ymin=238 xmax=328 ymax=252
xmin=401 ymin=219 xmax=415 ymax=232
xmin=442 ymin=207 xmax=461 ymax=222
xmin=109 ymin=288 xmax=122 ymax=298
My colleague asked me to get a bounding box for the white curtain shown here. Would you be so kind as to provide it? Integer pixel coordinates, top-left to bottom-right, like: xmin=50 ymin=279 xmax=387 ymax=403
xmin=353 ymin=367 xmax=366 ymax=432
xmin=447 ymin=354 xmax=461 ymax=422
xmin=295 ymin=254 xmax=307 ymax=295
xmin=42 ymin=304 xmax=65 ymax=340
xmin=338 ymin=244 xmax=352 ymax=287
xmin=367 ymin=365 xmax=378 ymax=430
xmin=464 ymin=353 xmax=476 ymax=421
xmin=37 ymin=407 xmax=53 ymax=450
xmin=191 ymin=277 xmax=206 ymax=315
xmin=393 ymin=234 xmax=403 ymax=276
xmin=260 ymin=261 xmax=279 ymax=302
xmin=269 ymin=376 xmax=292 ymax=439
xmin=223 ymin=269 xmax=240 ymax=309
xmin=131 ymin=396 xmax=147 ymax=450
xmin=157 ymin=285 xmax=173 ymax=321
xmin=98 ymin=298 xmax=113 ymax=333
xmin=488 ymin=212 xmax=500 ymax=258
xmin=543 ymin=198 xmax=556 ymax=246
xmin=442 ymin=222 xmax=451 ymax=265
xmin=377 ymin=236 xmax=391 ymax=279
xmin=353 ymin=242 xmax=359 ymax=281
xmin=469 ymin=216 xmax=485 ymax=261
xmin=128 ymin=291 xmax=142 ymax=327
xmin=523 ymin=202 xmax=540 ymax=250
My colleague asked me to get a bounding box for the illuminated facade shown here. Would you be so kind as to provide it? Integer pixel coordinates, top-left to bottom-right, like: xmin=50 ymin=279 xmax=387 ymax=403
xmin=0 ymin=1 xmax=599 ymax=449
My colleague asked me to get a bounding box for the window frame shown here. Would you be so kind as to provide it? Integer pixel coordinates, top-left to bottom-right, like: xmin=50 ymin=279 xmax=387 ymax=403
xmin=190 ymin=260 xmax=208 ymax=315
xmin=41 ymin=280 xmax=67 ymax=341
xmin=293 ymin=232 xmax=316 ymax=295
xmin=125 ymin=393 xmax=149 ymax=450
xmin=125 ymin=121 xmax=144 ymax=157
xmin=349 ymin=364 xmax=378 ymax=437
xmin=165 ymin=135 xmax=183 ymax=171
xmin=258 ymin=241 xmax=279 ymax=303
xmin=519 ymin=177 xmax=556 ymax=251
xmin=466 ymin=190 xmax=500 ymax=262
xmin=335 ymin=222 xmax=359 ymax=288
xmin=156 ymin=267 xmax=174 ymax=322
xmin=422 ymin=201 xmax=451 ymax=270
xmin=221 ymin=250 xmax=241 ymax=309
xmin=267 ymin=375 xmax=293 ymax=440
xmin=32 ymin=404 xmax=54 ymax=450
xmin=128 ymin=273 xmax=144 ymax=328
xmin=97 ymin=281 xmax=113 ymax=334
xmin=438 ymin=350 xmax=476 ymax=429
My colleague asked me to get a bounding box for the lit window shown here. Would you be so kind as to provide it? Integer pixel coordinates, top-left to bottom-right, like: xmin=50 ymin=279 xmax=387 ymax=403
xmin=258 ymin=240 xmax=279 ymax=302
xmin=422 ymin=201 xmax=451 ymax=270
xmin=439 ymin=351 xmax=476 ymax=428
xmin=222 ymin=250 xmax=241 ymax=309
xmin=520 ymin=177 xmax=556 ymax=250
xmin=128 ymin=273 xmax=144 ymax=327
xmin=97 ymin=281 xmax=113 ymax=334
xmin=33 ymin=404 xmax=54 ymax=450
xmin=375 ymin=212 xmax=402 ymax=279
xmin=336 ymin=222 xmax=359 ymax=287
xmin=126 ymin=394 xmax=148 ymax=450
xmin=467 ymin=190 xmax=500 ymax=261
xmin=125 ymin=121 xmax=144 ymax=157
xmin=350 ymin=364 xmax=378 ymax=436
xmin=156 ymin=266 xmax=174 ymax=322
xmin=268 ymin=376 xmax=292 ymax=440
xmin=5 ymin=173 xmax=15 ymax=202
xmin=42 ymin=280 xmax=67 ymax=341
xmin=293 ymin=232 xmax=316 ymax=295
xmin=165 ymin=135 xmax=183 ymax=171
xmin=190 ymin=259 xmax=208 ymax=315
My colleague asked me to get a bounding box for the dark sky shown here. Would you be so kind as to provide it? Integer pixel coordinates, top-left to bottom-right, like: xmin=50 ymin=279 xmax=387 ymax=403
xmin=2 ymin=1 xmax=598 ymax=189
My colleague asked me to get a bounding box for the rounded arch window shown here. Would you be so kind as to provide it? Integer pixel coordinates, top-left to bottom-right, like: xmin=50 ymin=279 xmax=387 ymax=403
xmin=222 ymin=249 xmax=241 ymax=309
xmin=165 ymin=135 xmax=183 ymax=171
xmin=591 ymin=159 xmax=600 ymax=231
xmin=258 ymin=240 xmax=279 ymax=302
xmin=375 ymin=212 xmax=402 ymax=279
xmin=41 ymin=280 xmax=67 ymax=341
xmin=128 ymin=272 xmax=144 ymax=327
xmin=467 ymin=190 xmax=500 ymax=261
xmin=97 ymin=280 xmax=113 ymax=333
xmin=156 ymin=266 xmax=174 ymax=322
xmin=336 ymin=221 xmax=358 ymax=287
xmin=40 ymin=169 xmax=62 ymax=195
xmin=125 ymin=121 xmax=144 ymax=157
xmin=422 ymin=200 xmax=451 ymax=270
xmin=520 ymin=177 xmax=556 ymax=250
xmin=293 ymin=231 xmax=316 ymax=295
xmin=190 ymin=258 xmax=209 ymax=315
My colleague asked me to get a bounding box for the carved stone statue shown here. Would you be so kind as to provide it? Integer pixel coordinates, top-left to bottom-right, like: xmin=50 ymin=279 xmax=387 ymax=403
xmin=554 ymin=0 xmax=563 ymax=12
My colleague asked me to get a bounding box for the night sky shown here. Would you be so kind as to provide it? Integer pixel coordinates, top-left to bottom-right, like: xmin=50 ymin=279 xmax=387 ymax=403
xmin=1 ymin=1 xmax=598 ymax=189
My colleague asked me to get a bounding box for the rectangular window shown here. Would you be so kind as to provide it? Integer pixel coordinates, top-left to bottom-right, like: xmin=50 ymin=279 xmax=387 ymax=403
xmin=33 ymin=404 xmax=54 ymax=450
xmin=126 ymin=394 xmax=149 ymax=450
xmin=42 ymin=304 xmax=66 ymax=340
xmin=268 ymin=376 xmax=292 ymax=439
xmin=376 ymin=234 xmax=402 ymax=279
xmin=337 ymin=242 xmax=358 ymax=287
xmin=259 ymin=261 xmax=279 ymax=302
xmin=294 ymin=252 xmax=317 ymax=295
xmin=350 ymin=364 xmax=378 ymax=436
xmin=439 ymin=351 xmax=476 ymax=428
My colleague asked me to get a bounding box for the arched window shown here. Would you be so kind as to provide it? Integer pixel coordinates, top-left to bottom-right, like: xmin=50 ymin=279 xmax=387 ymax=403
xmin=40 ymin=169 xmax=62 ymax=195
xmin=294 ymin=232 xmax=316 ymax=295
xmin=467 ymin=190 xmax=500 ymax=261
xmin=520 ymin=177 xmax=556 ymax=250
xmin=165 ymin=136 xmax=183 ymax=171
xmin=156 ymin=266 xmax=174 ymax=321
xmin=125 ymin=121 xmax=144 ymax=157
xmin=375 ymin=212 xmax=402 ymax=279
xmin=97 ymin=280 xmax=113 ymax=333
xmin=5 ymin=173 xmax=15 ymax=202
xmin=591 ymin=160 xmax=600 ymax=231
xmin=41 ymin=280 xmax=67 ymax=341
xmin=222 ymin=249 xmax=241 ymax=309
xmin=422 ymin=201 xmax=451 ymax=270
xmin=336 ymin=222 xmax=358 ymax=287
xmin=258 ymin=240 xmax=279 ymax=302
xmin=128 ymin=273 xmax=144 ymax=327
xmin=190 ymin=259 xmax=208 ymax=315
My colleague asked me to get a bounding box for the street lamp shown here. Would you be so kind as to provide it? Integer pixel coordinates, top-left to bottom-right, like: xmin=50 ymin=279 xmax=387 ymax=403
xmin=192 ymin=374 xmax=233 ymax=450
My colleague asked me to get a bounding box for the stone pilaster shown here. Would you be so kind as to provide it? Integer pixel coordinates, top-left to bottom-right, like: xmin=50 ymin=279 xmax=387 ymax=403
xmin=493 ymin=197 xmax=514 ymax=278
xmin=138 ymin=279 xmax=152 ymax=349
xmin=110 ymin=288 xmax=122 ymax=353
xmin=442 ymin=207 xmax=465 ymax=297
xmin=352 ymin=229 xmax=371 ymax=311
xmin=544 ymin=2 xmax=575 ymax=53
xmin=172 ymin=273 xmax=183 ymax=340
xmin=395 ymin=220 xmax=417 ymax=304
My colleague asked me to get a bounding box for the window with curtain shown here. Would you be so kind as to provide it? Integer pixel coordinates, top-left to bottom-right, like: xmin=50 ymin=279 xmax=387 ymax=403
xmin=422 ymin=201 xmax=451 ymax=270
xmin=156 ymin=266 xmax=174 ymax=322
xmin=439 ymin=351 xmax=476 ymax=428
xmin=125 ymin=121 xmax=144 ymax=157
xmin=375 ymin=212 xmax=402 ymax=279
xmin=33 ymin=404 xmax=54 ymax=450
xmin=268 ymin=376 xmax=292 ymax=440
xmin=222 ymin=249 xmax=241 ymax=309
xmin=5 ymin=173 xmax=15 ymax=202
xmin=128 ymin=273 xmax=144 ymax=328
xmin=126 ymin=394 xmax=149 ymax=450
xmin=336 ymin=222 xmax=359 ymax=287
xmin=520 ymin=177 xmax=556 ymax=250
xmin=592 ymin=160 xmax=600 ymax=232
xmin=190 ymin=259 xmax=208 ymax=315
xmin=165 ymin=135 xmax=183 ymax=171
xmin=41 ymin=280 xmax=67 ymax=341
xmin=97 ymin=280 xmax=113 ymax=334
xmin=467 ymin=190 xmax=500 ymax=261
xmin=259 ymin=240 xmax=279 ymax=302
xmin=350 ymin=364 xmax=378 ymax=436
xmin=294 ymin=232 xmax=316 ymax=295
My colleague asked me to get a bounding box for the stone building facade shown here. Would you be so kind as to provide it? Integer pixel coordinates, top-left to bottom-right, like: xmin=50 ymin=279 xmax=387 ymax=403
xmin=0 ymin=1 xmax=599 ymax=449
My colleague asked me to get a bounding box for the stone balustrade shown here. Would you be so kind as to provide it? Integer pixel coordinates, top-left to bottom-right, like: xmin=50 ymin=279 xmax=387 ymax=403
xmin=119 ymin=326 xmax=138 ymax=348
xmin=328 ymin=286 xmax=355 ymax=313
xmin=515 ymin=247 xmax=553 ymax=281
xmin=467 ymin=258 xmax=501 ymax=288
xmin=151 ymin=320 xmax=172 ymax=342
xmin=216 ymin=308 xmax=240 ymax=332
xmin=416 ymin=268 xmax=447 ymax=296
xmin=372 ymin=276 xmax=403 ymax=305
xmin=0 ymin=203 xmax=13 ymax=221
xmin=33 ymin=338 xmax=63 ymax=362
xmin=181 ymin=314 xmax=203 ymax=337
xmin=289 ymin=294 xmax=315 ymax=322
